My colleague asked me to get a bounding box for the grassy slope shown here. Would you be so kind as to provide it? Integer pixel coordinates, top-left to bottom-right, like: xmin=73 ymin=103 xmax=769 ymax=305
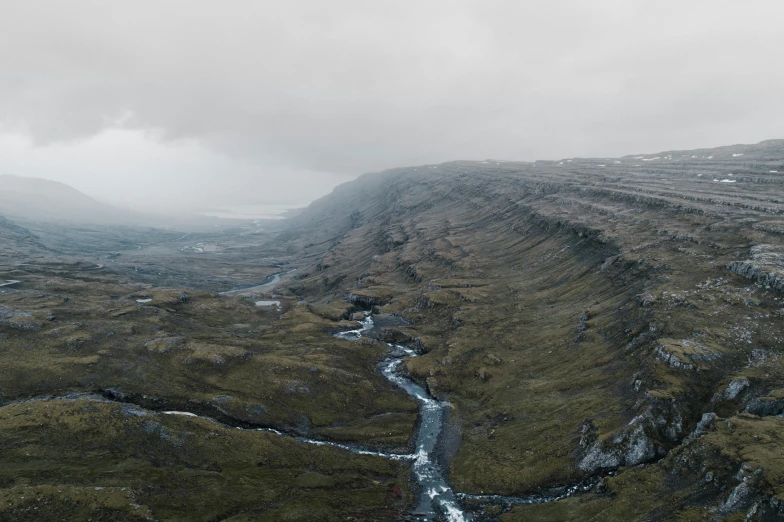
xmin=2 ymin=140 xmax=784 ymax=520
xmin=0 ymin=398 xmax=408 ymax=521
xmin=0 ymin=261 xmax=416 ymax=520
xmin=279 ymin=142 xmax=784 ymax=517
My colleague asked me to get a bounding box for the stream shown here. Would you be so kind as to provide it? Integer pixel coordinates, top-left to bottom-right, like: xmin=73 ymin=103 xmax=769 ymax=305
xmin=333 ymin=315 xmax=608 ymax=521
xmin=335 ymin=316 xmax=467 ymax=521
xmin=4 ymin=391 xmax=415 ymax=464
xmin=219 ymin=269 xmax=296 ymax=295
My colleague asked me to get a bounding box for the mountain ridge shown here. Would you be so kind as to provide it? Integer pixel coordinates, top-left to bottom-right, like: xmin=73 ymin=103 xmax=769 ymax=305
xmin=0 ymin=174 xmax=146 ymax=224
xmin=266 ymin=138 xmax=784 ymax=519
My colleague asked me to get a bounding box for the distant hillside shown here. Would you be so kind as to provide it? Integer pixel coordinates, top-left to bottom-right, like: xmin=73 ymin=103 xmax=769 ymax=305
xmin=0 ymin=175 xmax=271 ymax=232
xmin=271 ymin=138 xmax=784 ymax=519
xmin=0 ymin=214 xmax=46 ymax=258
xmin=622 ymin=138 xmax=784 ymax=162
xmin=0 ymin=174 xmax=148 ymax=225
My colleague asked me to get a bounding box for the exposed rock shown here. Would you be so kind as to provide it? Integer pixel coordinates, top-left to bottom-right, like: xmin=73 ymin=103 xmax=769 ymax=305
xmin=600 ymin=255 xmax=621 ymax=272
xmin=636 ymin=292 xmax=655 ymax=307
xmin=578 ymin=424 xmax=656 ymax=472
xmin=0 ymin=306 xmax=44 ymax=331
xmin=347 ymin=292 xmax=376 ymax=309
xmin=718 ymin=481 xmax=754 ymax=516
xmin=726 ymin=245 xmax=784 ymax=293
xmin=484 ymin=353 xmax=502 ymax=364
xmin=654 ymin=344 xmax=695 ymax=370
xmin=745 ymin=396 xmax=784 ymax=417
xmin=144 ymin=336 xmax=186 ymax=353
xmin=723 ymin=378 xmax=750 ymax=401
xmin=687 ymin=412 xmax=718 ymax=439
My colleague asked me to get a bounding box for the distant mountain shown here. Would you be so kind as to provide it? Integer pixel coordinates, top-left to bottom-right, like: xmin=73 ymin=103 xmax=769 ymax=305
xmin=0 ymin=175 xmax=272 ymax=232
xmin=621 ymin=138 xmax=784 ymax=162
xmin=0 ymin=174 xmax=148 ymax=224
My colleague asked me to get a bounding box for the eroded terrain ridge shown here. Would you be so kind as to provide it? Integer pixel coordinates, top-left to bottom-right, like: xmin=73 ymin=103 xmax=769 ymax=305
xmin=1 ymin=140 xmax=784 ymax=520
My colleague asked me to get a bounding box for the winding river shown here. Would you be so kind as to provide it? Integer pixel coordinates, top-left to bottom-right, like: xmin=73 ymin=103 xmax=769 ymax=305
xmin=336 ymin=316 xmax=467 ymax=521
xmin=334 ymin=316 xmax=607 ymax=520
xmin=219 ymin=269 xmax=296 ymax=296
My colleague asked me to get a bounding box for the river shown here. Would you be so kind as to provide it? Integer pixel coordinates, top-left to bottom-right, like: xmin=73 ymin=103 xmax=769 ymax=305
xmin=333 ymin=315 xmax=608 ymax=520
xmin=219 ymin=269 xmax=295 ymax=295
xmin=335 ymin=316 xmax=468 ymax=521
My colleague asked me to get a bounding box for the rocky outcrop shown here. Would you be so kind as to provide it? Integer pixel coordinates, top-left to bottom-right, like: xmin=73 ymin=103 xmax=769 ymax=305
xmin=578 ymin=423 xmax=656 ymax=472
xmin=0 ymin=306 xmax=46 ymax=331
xmin=347 ymin=292 xmax=377 ymax=309
xmin=726 ymin=260 xmax=784 ymax=292
xmin=726 ymin=245 xmax=784 ymax=293
xmin=687 ymin=412 xmax=717 ymax=439
xmin=745 ymin=397 xmax=784 ymax=417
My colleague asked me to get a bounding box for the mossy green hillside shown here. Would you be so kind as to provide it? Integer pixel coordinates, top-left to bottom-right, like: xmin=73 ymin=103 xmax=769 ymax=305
xmin=0 ymin=264 xmax=417 ymax=450
xmin=0 ymin=398 xmax=410 ymax=521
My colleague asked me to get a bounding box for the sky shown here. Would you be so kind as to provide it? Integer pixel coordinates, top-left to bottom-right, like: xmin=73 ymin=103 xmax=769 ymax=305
xmin=1 ymin=0 xmax=783 ymax=214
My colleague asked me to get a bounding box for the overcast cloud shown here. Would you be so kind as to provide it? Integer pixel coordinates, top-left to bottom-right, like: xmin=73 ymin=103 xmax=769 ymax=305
xmin=1 ymin=0 xmax=783 ymax=213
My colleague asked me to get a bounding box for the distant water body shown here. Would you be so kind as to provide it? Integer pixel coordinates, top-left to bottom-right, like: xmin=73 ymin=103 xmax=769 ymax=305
xmin=196 ymin=204 xmax=298 ymax=220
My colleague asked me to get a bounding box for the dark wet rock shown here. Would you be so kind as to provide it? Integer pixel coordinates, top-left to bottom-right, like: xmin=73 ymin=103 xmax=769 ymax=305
xmin=745 ymin=397 xmax=784 ymax=417
xmin=348 ymin=292 xmax=376 ymax=309
xmin=718 ymin=480 xmax=755 ymax=516
xmin=375 ymin=328 xmax=414 ymax=344
xmin=758 ymin=497 xmax=784 ymax=520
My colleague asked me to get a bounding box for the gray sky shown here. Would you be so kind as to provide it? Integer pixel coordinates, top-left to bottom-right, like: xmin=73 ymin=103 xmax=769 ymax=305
xmin=1 ymin=1 xmax=783 ymax=214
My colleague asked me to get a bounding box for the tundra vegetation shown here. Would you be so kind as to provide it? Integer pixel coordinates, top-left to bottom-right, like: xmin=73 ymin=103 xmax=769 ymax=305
xmin=1 ymin=139 xmax=784 ymax=520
